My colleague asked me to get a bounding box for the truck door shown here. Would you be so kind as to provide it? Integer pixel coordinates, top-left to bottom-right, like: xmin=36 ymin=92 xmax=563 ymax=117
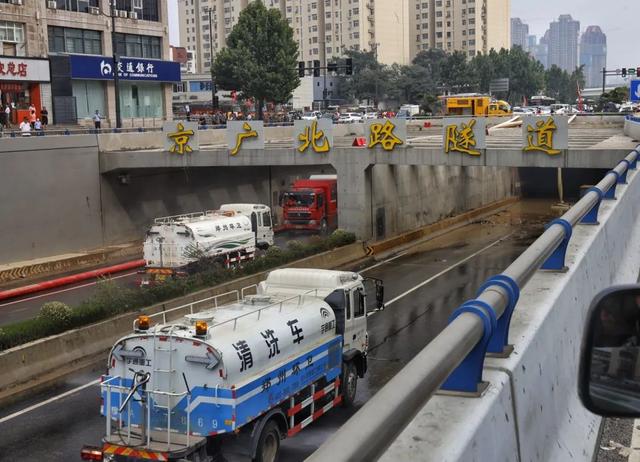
xmin=260 ymin=210 xmax=274 ymax=246
xmin=343 ymin=287 xmax=366 ymax=351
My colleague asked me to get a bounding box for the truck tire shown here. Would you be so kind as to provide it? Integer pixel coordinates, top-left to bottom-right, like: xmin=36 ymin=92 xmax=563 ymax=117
xmin=341 ymin=361 xmax=358 ymax=408
xmin=253 ymin=420 xmax=281 ymax=462
xmin=320 ymin=219 xmax=329 ymax=236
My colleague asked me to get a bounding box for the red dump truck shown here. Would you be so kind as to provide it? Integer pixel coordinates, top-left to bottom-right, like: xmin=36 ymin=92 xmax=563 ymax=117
xmin=282 ymin=175 xmax=337 ymax=234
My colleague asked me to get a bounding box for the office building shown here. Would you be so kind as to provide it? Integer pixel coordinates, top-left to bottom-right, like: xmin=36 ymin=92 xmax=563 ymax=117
xmin=548 ymin=14 xmax=580 ymax=72
xmin=580 ymin=25 xmax=606 ymax=89
xmin=0 ymin=0 xmax=178 ymax=127
xmin=511 ymin=17 xmax=528 ymax=50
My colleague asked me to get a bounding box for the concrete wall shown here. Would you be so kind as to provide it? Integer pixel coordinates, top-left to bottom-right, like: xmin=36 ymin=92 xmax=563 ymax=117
xmin=371 ymin=165 xmax=515 ymax=239
xmin=100 ymin=165 xmax=334 ymax=245
xmin=382 ymin=162 xmax=640 ymax=461
xmin=0 ymin=136 xmax=103 ymax=264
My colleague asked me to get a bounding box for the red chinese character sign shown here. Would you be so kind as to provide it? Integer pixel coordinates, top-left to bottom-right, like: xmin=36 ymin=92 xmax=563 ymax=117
xmin=0 ymin=57 xmax=50 ymax=82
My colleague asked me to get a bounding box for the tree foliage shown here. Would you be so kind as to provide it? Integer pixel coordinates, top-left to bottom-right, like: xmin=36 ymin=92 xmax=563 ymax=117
xmin=340 ymin=45 xmax=588 ymax=110
xmin=212 ymin=1 xmax=299 ymax=118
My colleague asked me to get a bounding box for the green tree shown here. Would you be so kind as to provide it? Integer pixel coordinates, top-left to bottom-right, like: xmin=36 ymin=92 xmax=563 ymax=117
xmin=212 ymin=1 xmax=299 ymax=119
xmin=338 ymin=50 xmax=392 ymax=105
xmin=544 ymin=65 xmax=570 ymax=102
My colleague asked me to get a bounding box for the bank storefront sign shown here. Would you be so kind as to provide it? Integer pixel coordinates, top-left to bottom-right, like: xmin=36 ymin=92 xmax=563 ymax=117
xmin=69 ymin=55 xmax=180 ymax=82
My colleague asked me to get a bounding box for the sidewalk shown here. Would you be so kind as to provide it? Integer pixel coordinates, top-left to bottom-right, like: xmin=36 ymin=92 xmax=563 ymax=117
xmin=0 ymin=243 xmax=142 ymax=287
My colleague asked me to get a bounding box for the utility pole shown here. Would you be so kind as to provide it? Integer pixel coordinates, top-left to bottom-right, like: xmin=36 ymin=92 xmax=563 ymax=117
xmin=111 ymin=1 xmax=122 ymax=129
xmin=208 ymin=7 xmax=217 ymax=110
xmin=601 ymin=67 xmax=606 ymax=97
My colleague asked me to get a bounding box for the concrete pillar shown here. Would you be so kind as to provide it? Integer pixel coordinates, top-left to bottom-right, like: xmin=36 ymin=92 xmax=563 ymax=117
xmin=334 ymin=158 xmax=372 ymax=239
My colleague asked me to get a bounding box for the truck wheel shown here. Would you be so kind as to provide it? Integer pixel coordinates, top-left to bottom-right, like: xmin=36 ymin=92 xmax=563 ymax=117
xmin=320 ymin=219 xmax=329 ymax=236
xmin=341 ymin=361 xmax=358 ymax=408
xmin=253 ymin=420 xmax=281 ymax=462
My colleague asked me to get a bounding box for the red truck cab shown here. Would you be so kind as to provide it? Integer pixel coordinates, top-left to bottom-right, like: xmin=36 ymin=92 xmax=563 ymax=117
xmin=282 ymin=177 xmax=337 ymax=233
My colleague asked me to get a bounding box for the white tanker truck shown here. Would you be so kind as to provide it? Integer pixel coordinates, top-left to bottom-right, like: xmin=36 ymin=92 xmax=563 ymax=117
xmin=82 ymin=268 xmax=384 ymax=462
xmin=142 ymin=204 xmax=274 ymax=285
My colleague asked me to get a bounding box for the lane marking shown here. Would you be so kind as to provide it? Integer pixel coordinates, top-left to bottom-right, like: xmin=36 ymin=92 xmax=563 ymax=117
xmin=4 ymin=233 xmax=512 ymax=418
xmin=382 ymin=234 xmax=512 ymax=309
xmin=0 ymin=271 xmax=138 ymax=308
xmin=0 ymin=378 xmax=100 ymax=424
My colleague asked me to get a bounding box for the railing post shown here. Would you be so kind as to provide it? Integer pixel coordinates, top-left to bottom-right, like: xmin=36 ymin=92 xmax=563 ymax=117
xmin=580 ymin=187 xmax=604 ymax=225
xmin=476 ymin=275 xmax=519 ymax=356
xmin=440 ymin=301 xmax=496 ymax=395
xmin=540 ymin=219 xmax=572 ymax=271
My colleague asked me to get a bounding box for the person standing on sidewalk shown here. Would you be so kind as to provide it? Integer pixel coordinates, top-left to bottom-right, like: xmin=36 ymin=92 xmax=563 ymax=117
xmin=40 ymin=107 xmax=49 ymax=127
xmin=29 ymin=103 xmax=36 ymax=128
xmin=5 ymin=104 xmax=11 ymax=128
xmin=93 ymin=110 xmax=102 ymax=130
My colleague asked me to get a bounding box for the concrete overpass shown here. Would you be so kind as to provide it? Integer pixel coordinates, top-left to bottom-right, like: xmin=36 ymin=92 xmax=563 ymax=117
xmin=95 ymin=117 xmax=635 ymax=238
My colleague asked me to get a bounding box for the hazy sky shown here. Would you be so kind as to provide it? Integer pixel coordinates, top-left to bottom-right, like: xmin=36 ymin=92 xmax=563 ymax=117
xmin=512 ymin=0 xmax=637 ymax=68
xmin=168 ymin=0 xmax=636 ymax=69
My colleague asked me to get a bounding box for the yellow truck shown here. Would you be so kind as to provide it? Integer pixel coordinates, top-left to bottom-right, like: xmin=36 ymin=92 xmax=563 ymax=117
xmin=440 ymin=94 xmax=512 ymax=116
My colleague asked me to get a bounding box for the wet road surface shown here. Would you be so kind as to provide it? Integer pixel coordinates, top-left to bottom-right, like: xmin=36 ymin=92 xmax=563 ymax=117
xmin=0 ymin=200 xmax=554 ymax=461
xmin=0 ymin=232 xmax=314 ymax=326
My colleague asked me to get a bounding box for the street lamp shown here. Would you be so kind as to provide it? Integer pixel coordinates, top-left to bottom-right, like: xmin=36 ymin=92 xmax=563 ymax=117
xmin=207 ymin=7 xmax=217 ymax=110
xmin=110 ymin=1 xmax=122 ymax=128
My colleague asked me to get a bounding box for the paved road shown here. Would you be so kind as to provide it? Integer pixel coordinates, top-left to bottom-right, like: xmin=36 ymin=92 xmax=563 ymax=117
xmin=0 ymin=232 xmax=315 ymax=326
xmin=0 ymin=201 xmax=551 ymax=461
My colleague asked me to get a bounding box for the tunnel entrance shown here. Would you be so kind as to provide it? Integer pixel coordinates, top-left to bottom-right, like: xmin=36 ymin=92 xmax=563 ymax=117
xmin=518 ymin=167 xmax=608 ymax=201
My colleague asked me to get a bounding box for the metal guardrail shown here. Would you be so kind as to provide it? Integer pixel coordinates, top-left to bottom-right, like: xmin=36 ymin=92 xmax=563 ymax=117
xmin=308 ymin=146 xmax=640 ymax=462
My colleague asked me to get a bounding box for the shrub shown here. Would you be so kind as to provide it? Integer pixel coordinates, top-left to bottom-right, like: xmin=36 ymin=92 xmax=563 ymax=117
xmin=0 ymin=233 xmax=357 ymax=351
xmin=39 ymin=302 xmax=72 ymax=327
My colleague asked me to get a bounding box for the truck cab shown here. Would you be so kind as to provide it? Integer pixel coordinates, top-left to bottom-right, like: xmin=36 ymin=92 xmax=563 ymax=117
xmin=282 ymin=177 xmax=337 ymax=234
xmin=219 ymin=203 xmax=274 ymax=249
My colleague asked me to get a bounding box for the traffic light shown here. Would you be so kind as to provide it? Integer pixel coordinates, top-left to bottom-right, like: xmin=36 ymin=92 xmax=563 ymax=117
xmin=313 ymin=60 xmax=321 ymax=77
xmin=636 ymin=67 xmax=640 ymax=77
xmin=622 ymin=68 xmax=627 ymax=77
xmin=298 ymin=61 xmax=305 ymax=78
xmin=345 ymin=58 xmax=353 ymax=75
xmin=213 ymin=96 xmax=219 ymax=109
xmin=327 ymin=62 xmax=337 ymax=73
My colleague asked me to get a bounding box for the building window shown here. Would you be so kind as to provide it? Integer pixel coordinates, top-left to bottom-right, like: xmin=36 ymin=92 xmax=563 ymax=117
xmin=119 ymin=82 xmax=163 ymax=118
xmin=48 ymin=26 xmax=102 ymax=55
xmin=0 ymin=20 xmax=24 ymax=55
xmin=113 ymin=0 xmax=160 ymax=21
xmin=114 ymin=33 xmax=162 ymax=59
xmin=72 ymin=80 xmax=106 ymax=119
xmin=52 ymin=0 xmax=99 ymax=13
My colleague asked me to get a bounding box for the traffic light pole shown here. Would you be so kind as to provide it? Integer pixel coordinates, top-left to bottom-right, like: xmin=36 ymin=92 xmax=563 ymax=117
xmin=601 ymin=67 xmax=640 ymax=96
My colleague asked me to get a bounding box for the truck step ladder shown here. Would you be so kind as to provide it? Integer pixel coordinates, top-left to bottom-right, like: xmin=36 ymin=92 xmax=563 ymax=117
xmin=151 ymin=325 xmax=179 ymax=449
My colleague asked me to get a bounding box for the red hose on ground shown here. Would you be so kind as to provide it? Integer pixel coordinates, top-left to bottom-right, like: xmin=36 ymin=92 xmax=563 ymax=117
xmin=0 ymin=259 xmax=146 ymax=302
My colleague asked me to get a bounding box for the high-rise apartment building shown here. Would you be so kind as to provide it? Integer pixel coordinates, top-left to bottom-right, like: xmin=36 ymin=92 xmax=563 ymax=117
xmin=410 ymin=0 xmax=510 ymax=58
xmin=548 ymin=14 xmax=580 ymax=72
xmin=0 ymin=0 xmax=177 ymax=127
xmin=179 ymin=0 xmax=510 ymax=75
xmin=580 ymin=25 xmax=606 ymax=88
xmin=510 ymin=17 xmax=528 ymax=50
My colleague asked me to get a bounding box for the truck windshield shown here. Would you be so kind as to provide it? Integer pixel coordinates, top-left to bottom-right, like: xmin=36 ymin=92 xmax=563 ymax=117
xmin=284 ymin=192 xmax=315 ymax=206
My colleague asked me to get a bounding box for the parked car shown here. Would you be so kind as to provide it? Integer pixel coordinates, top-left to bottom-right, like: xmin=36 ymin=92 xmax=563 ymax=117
xmin=338 ymin=112 xmax=363 ymax=123
xmin=301 ymin=111 xmax=322 ymax=120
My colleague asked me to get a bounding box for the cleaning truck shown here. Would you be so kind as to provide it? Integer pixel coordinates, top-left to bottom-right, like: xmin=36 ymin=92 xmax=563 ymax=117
xmin=142 ymin=204 xmax=273 ymax=285
xmin=81 ymin=268 xmax=384 ymax=462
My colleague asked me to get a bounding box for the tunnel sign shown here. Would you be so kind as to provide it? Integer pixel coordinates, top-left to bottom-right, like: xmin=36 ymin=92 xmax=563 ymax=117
xmin=294 ymin=119 xmax=332 ymax=153
xmin=443 ymin=118 xmax=486 ymax=156
xmin=365 ymin=119 xmax=406 ymax=151
xmin=521 ymin=115 xmax=568 ymax=155
xmin=163 ymin=121 xmax=199 ymax=154
xmin=227 ymin=121 xmax=264 ymax=155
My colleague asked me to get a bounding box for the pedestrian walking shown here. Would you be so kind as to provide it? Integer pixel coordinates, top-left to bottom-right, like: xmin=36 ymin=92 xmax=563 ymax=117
xmin=4 ymin=105 xmax=10 ymax=128
xmin=185 ymin=104 xmax=191 ymax=121
xmin=93 ymin=110 xmax=102 ymax=130
xmin=41 ymin=107 xmax=49 ymax=126
xmin=0 ymin=105 xmax=6 ymax=129
xmin=19 ymin=117 xmax=31 ymax=136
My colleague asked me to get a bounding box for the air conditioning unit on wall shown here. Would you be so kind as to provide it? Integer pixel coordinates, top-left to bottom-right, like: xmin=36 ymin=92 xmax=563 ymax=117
xmin=47 ymin=0 xmax=57 ymax=9
xmin=128 ymin=11 xmax=138 ymax=20
xmin=88 ymin=6 xmax=100 ymax=15
xmin=118 ymin=10 xmax=128 ymax=18
xmin=10 ymin=0 xmax=24 ymax=5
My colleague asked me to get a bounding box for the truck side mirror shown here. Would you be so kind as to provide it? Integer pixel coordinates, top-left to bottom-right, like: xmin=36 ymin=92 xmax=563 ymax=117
xmin=579 ymin=285 xmax=640 ymax=417
xmin=250 ymin=212 xmax=258 ymax=234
